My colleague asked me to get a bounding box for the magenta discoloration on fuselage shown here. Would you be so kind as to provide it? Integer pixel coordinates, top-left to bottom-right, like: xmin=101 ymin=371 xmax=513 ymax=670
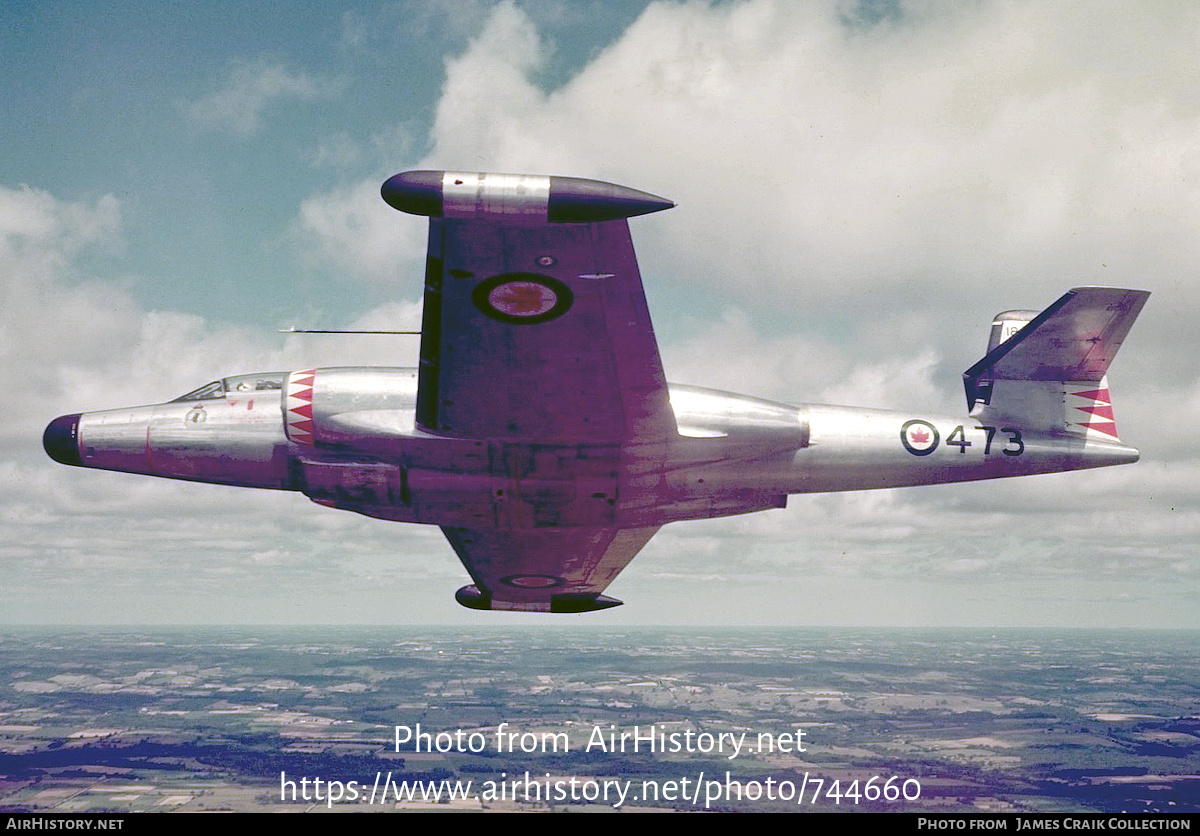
xmin=50 ymin=370 xmax=1137 ymax=530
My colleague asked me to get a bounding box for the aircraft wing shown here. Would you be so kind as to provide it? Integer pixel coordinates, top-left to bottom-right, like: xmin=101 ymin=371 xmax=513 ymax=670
xmin=388 ymin=171 xmax=678 ymax=444
xmin=443 ymin=526 xmax=659 ymax=612
xmin=381 ymin=171 xmax=677 ymax=611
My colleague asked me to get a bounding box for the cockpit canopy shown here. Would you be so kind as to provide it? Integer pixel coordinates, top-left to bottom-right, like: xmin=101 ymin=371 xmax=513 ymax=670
xmin=171 ymin=372 xmax=287 ymax=402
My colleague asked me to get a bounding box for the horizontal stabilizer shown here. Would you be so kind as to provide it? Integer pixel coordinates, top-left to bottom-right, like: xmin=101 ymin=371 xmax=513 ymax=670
xmin=963 ymin=287 xmax=1149 ymax=410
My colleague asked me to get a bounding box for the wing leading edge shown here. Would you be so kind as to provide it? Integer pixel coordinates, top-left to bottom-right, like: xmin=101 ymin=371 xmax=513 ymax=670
xmin=382 ymin=170 xmax=676 ymax=611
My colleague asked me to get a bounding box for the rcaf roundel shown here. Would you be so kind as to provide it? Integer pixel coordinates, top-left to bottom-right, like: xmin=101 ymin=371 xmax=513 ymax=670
xmin=500 ymin=574 xmax=565 ymax=589
xmin=900 ymin=419 xmax=940 ymax=456
xmin=472 ymin=273 xmax=573 ymax=324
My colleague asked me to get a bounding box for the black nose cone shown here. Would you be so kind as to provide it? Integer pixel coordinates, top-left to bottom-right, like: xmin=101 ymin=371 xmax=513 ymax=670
xmin=44 ymin=414 xmax=82 ymax=466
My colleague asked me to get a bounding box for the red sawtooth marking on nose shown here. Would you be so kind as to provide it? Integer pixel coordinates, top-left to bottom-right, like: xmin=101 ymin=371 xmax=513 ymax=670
xmin=286 ymin=370 xmax=318 ymax=446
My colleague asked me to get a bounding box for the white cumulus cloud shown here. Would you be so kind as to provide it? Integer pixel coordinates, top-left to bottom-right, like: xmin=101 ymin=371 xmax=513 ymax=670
xmin=186 ymin=59 xmax=341 ymax=136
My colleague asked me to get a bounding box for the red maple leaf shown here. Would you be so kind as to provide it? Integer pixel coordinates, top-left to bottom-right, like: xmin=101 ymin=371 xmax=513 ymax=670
xmin=910 ymin=428 xmax=929 ymax=444
xmin=493 ymin=283 xmax=550 ymax=314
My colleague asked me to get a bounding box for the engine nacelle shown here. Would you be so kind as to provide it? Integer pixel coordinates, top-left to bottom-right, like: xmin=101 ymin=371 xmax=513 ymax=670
xmin=283 ymin=367 xmax=417 ymax=451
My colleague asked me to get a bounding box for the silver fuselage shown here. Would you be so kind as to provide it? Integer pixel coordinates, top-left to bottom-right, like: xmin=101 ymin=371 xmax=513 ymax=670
xmin=58 ymin=366 xmax=1138 ymax=529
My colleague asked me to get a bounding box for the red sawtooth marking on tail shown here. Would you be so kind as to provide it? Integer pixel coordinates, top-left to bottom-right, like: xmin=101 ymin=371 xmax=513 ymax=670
xmin=1071 ymin=388 xmax=1111 ymax=404
xmin=1069 ymin=387 xmax=1119 ymax=437
xmin=1076 ymin=404 xmax=1115 ymax=420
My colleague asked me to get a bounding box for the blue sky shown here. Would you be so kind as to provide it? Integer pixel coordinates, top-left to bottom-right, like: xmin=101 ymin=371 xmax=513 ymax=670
xmin=2 ymin=1 xmax=647 ymax=325
xmin=4 ymin=0 xmax=1199 ymax=626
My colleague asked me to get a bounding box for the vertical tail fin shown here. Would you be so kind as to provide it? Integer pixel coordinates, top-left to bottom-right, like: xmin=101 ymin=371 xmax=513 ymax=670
xmin=963 ymin=287 xmax=1149 ymax=439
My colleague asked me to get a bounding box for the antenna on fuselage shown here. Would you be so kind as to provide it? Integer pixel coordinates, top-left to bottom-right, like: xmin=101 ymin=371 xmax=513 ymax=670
xmin=279 ymin=327 xmax=421 ymax=335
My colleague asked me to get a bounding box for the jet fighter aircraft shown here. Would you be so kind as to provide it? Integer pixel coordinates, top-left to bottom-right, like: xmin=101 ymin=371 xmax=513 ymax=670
xmin=43 ymin=171 xmax=1149 ymax=613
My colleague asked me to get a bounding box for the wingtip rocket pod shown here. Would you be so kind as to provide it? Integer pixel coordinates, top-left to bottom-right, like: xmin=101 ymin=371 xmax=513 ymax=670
xmin=381 ymin=170 xmax=674 ymax=223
